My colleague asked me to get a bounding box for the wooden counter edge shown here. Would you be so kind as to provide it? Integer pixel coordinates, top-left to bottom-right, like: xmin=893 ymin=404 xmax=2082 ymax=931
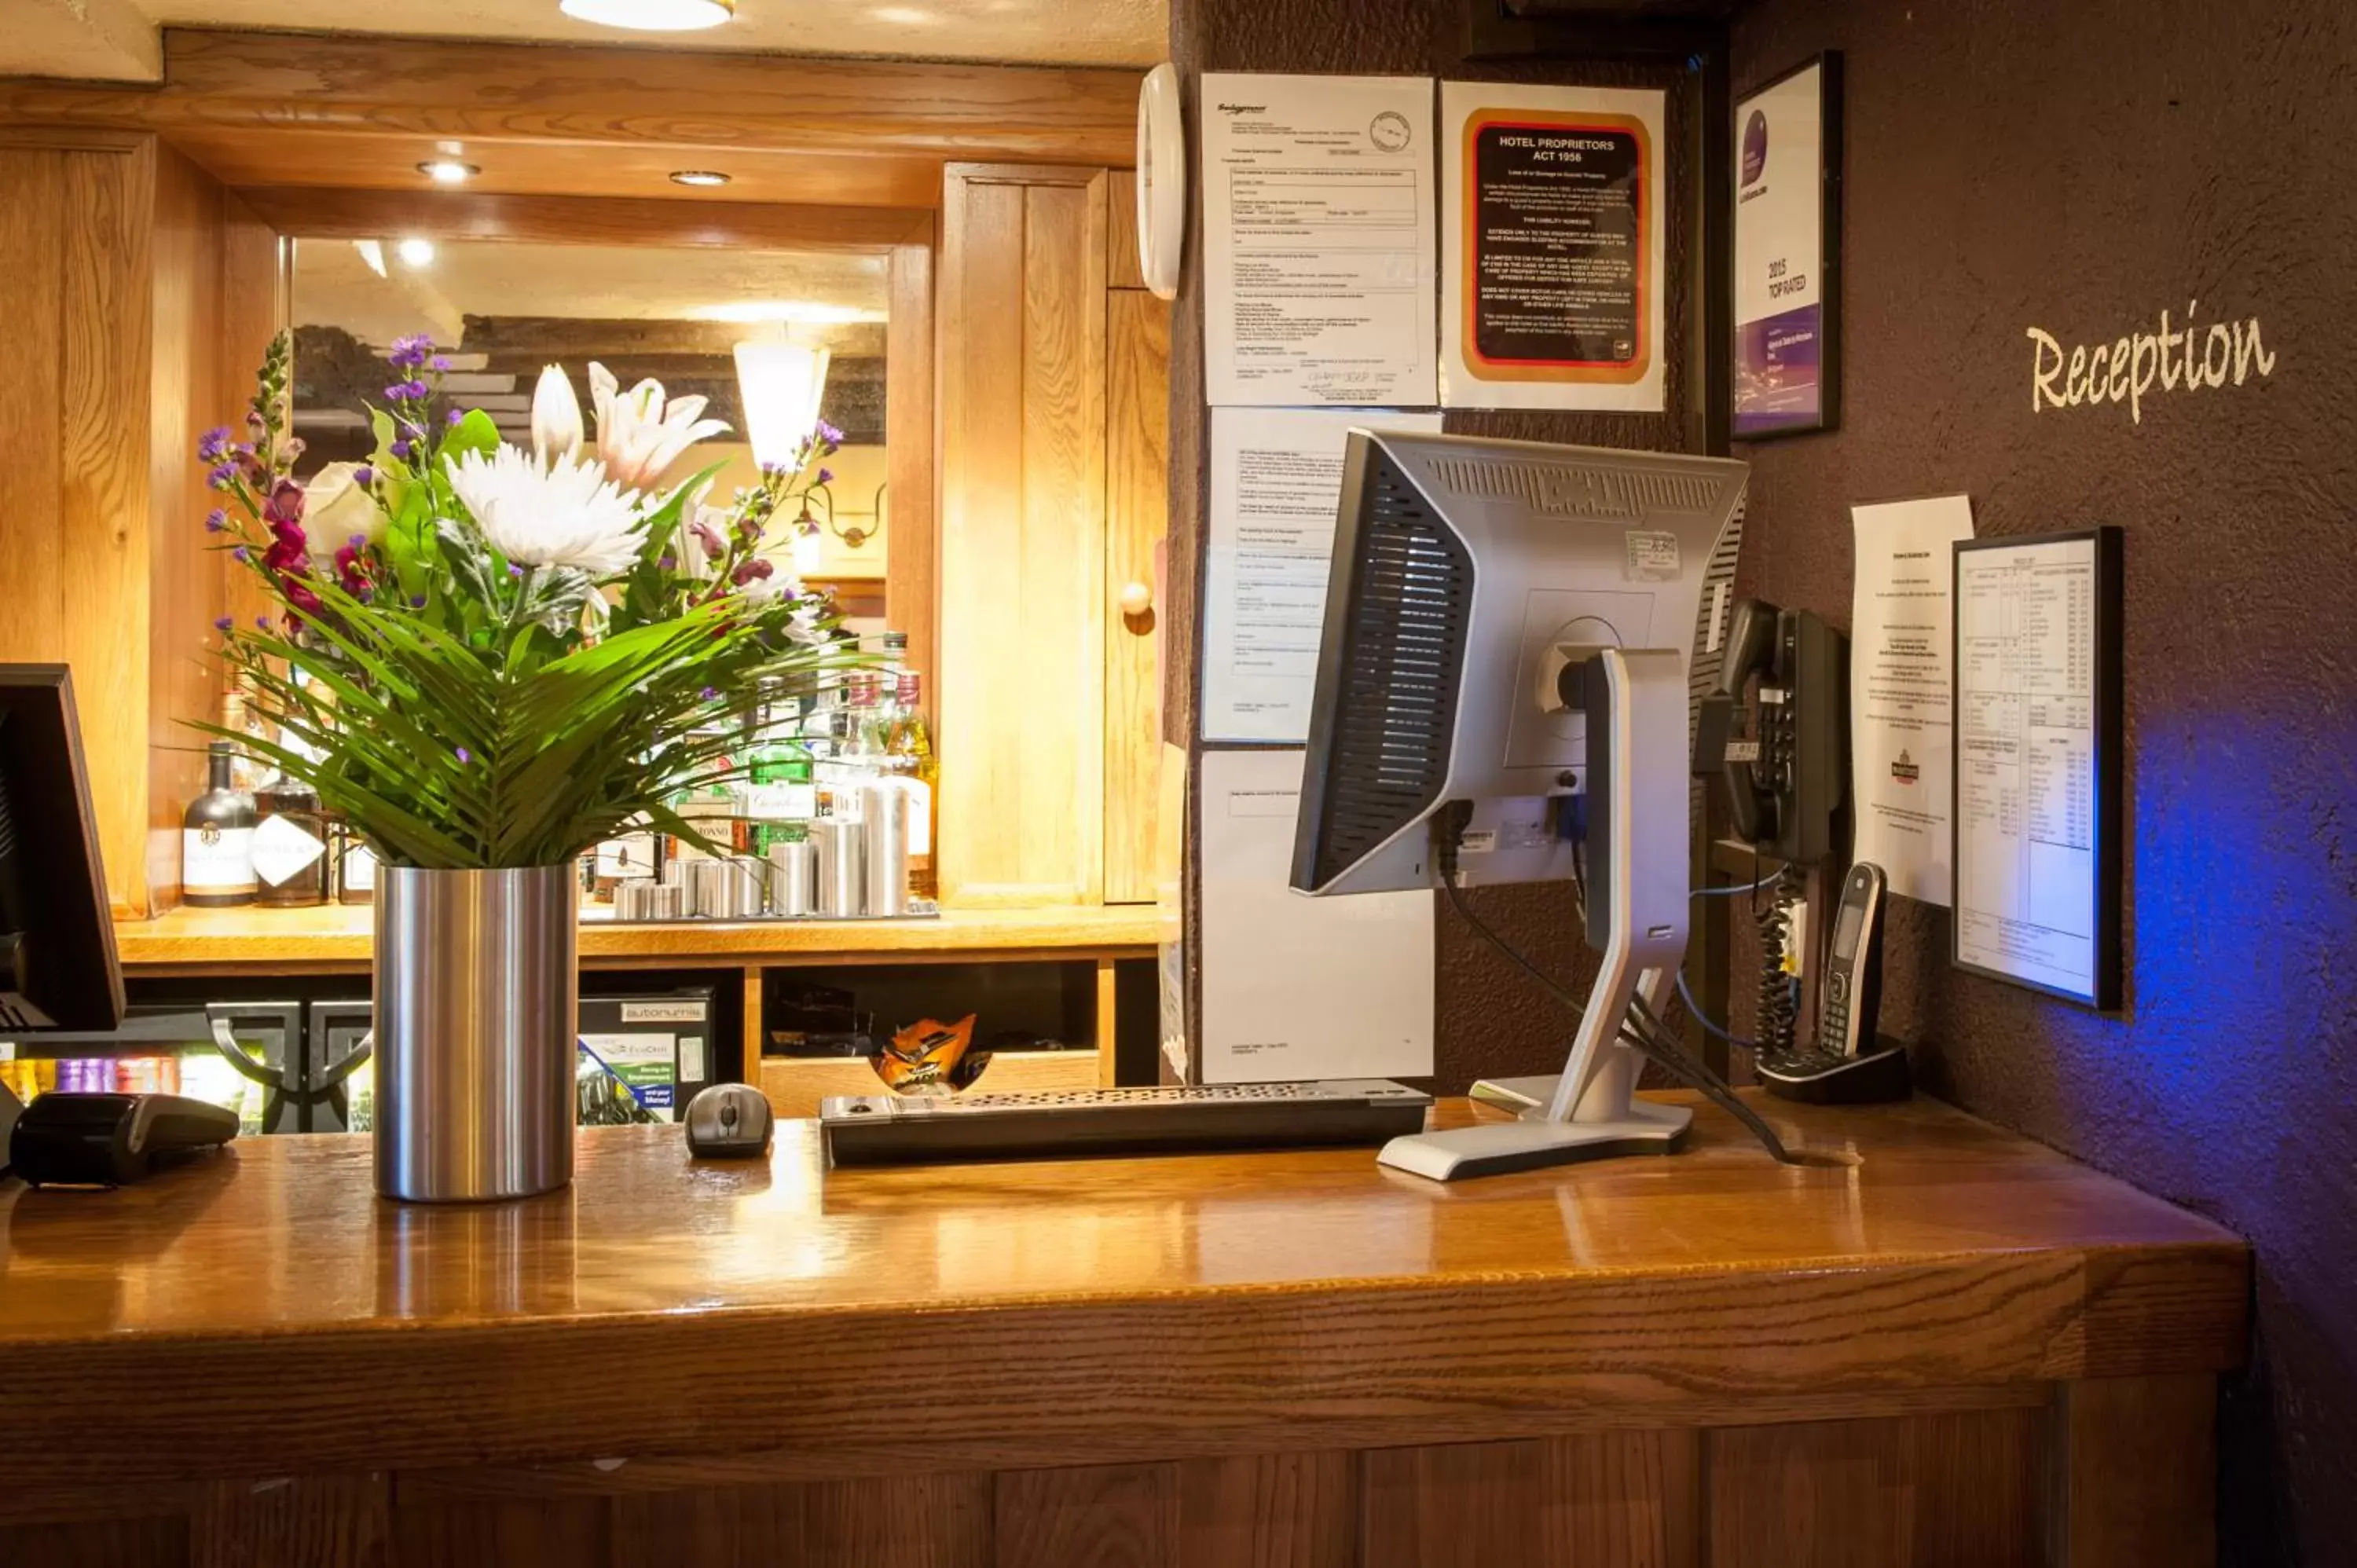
xmin=110 ymin=903 xmax=1178 ymax=971
xmin=0 ymin=1236 xmax=2249 ymax=1488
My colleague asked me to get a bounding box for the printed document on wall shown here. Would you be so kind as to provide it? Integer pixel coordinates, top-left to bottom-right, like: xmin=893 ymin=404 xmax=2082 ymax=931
xmin=1203 ymin=407 xmax=1444 ymax=742
xmin=1200 ymin=73 xmax=1439 ymax=406
xmin=1199 ymin=748 xmax=1432 ymax=1083
xmin=1850 ymin=495 xmax=1975 ymax=906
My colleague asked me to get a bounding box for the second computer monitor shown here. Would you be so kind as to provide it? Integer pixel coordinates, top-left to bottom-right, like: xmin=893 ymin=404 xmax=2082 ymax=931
xmin=1291 ymin=430 xmax=1748 ymax=898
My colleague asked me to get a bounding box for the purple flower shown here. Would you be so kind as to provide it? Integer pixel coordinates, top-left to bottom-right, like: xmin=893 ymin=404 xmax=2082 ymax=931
xmin=698 ymin=685 xmax=720 ymax=702
xmin=453 ymin=746 xmax=471 ymax=764
xmin=390 ymin=439 xmax=413 ymax=460
xmin=213 ymin=615 xmax=233 ymax=632
xmin=255 ymin=616 xmax=272 ymax=632
xmin=446 ymin=407 xmax=466 ymax=427
xmin=353 ymin=466 xmax=373 ymax=486
xmin=197 ymin=426 xmax=233 ymax=463
xmin=207 ymin=462 xmax=238 ymax=490
xmin=383 ymin=383 xmax=410 ymax=403
xmin=203 ymin=509 xmax=229 ymax=533
xmin=431 ymin=355 xmax=451 ymax=372
xmin=388 ymin=334 xmax=435 ymax=371
xmin=233 ymin=545 xmax=251 ymax=563
xmin=656 ymin=553 xmax=677 ymax=571
xmin=409 ymin=594 xmax=427 ymax=609
xmin=348 ymin=532 xmax=367 ymax=550
xmin=815 ymin=419 xmax=844 ymax=447
xmin=508 ymin=562 xmax=525 ymax=579
xmin=816 ymin=467 xmax=834 ymax=485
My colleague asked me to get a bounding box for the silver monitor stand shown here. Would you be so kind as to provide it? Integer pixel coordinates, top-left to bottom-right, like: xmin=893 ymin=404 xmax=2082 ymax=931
xmin=1375 ymin=649 xmax=1693 ymax=1181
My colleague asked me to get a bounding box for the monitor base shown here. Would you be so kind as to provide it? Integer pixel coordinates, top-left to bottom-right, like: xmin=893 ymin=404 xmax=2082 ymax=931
xmin=1376 ymin=1099 xmax=1691 ymax=1181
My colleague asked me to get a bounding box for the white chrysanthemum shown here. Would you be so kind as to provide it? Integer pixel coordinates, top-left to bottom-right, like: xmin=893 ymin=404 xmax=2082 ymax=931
xmin=445 ymin=445 xmax=647 ymax=579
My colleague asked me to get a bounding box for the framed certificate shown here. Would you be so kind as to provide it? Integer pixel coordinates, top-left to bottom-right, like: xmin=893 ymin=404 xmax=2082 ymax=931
xmin=1950 ymin=528 xmax=2124 ymax=1009
xmin=1732 ymin=53 xmax=1842 ymax=439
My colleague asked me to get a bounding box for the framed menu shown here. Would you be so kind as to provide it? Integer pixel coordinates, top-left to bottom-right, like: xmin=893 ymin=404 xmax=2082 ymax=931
xmin=1732 ymin=53 xmax=1842 ymax=439
xmin=1951 ymin=528 xmax=2124 ymax=1008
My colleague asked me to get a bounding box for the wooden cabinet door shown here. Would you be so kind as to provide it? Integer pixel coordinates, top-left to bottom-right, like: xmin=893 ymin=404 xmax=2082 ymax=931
xmin=1102 ymin=285 xmax=1170 ymax=905
xmin=936 ymin=163 xmax=1109 ymax=907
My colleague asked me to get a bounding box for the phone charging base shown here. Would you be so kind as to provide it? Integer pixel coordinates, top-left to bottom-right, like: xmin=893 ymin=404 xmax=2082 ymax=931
xmin=1758 ymin=1040 xmax=1912 ymax=1105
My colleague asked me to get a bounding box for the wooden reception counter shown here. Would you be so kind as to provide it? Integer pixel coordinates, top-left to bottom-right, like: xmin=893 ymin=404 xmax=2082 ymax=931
xmin=0 ymin=1094 xmax=2244 ymax=1567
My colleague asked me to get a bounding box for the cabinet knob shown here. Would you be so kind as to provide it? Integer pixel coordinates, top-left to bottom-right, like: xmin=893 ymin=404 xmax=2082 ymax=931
xmin=1118 ymin=581 xmax=1154 ymax=617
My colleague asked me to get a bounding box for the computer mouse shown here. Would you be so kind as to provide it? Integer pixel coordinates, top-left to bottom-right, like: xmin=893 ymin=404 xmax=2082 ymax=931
xmin=682 ymin=1083 xmax=774 ymax=1160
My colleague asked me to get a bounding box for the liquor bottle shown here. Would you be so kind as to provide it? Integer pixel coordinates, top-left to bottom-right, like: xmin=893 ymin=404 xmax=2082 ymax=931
xmin=252 ymin=777 xmax=332 ymax=907
xmin=181 ymin=741 xmax=258 ymax=907
xmin=745 ymin=679 xmax=817 ymax=856
xmin=885 ymin=670 xmax=937 ymax=857
xmin=332 ymin=816 xmax=376 ymax=904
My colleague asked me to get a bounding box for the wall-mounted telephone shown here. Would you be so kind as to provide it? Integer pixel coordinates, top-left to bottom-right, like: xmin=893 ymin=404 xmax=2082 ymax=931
xmin=1711 ymin=598 xmax=1848 ymax=866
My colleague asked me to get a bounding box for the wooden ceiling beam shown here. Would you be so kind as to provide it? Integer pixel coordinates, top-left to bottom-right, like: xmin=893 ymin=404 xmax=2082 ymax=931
xmin=0 ymin=28 xmax=1141 ymax=167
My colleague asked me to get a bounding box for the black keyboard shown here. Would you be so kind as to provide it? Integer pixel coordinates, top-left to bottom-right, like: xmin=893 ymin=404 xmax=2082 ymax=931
xmin=819 ymin=1080 xmax=1432 ymax=1167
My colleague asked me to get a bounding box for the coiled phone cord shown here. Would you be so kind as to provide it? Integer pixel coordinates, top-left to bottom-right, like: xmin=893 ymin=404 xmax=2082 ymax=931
xmin=1752 ymin=862 xmax=1806 ymax=1058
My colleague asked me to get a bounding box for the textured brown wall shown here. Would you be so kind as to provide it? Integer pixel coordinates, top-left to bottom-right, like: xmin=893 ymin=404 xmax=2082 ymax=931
xmin=1168 ymin=0 xmax=1705 ymax=1091
xmin=1729 ymin=2 xmax=2357 ymax=1562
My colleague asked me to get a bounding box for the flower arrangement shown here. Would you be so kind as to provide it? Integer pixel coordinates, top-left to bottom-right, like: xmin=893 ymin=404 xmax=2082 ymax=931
xmin=200 ymin=331 xmax=857 ymax=870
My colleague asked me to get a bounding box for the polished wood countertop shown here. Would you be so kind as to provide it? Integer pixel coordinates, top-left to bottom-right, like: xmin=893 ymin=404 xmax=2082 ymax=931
xmin=111 ymin=899 xmax=1175 ymax=972
xmin=0 ymin=1094 xmax=2245 ymax=1489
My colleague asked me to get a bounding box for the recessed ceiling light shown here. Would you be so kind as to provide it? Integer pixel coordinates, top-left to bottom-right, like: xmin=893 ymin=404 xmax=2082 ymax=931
xmin=417 ymin=159 xmax=480 ymax=185
xmin=558 ymin=0 xmax=735 ymax=31
xmin=396 ymin=236 xmax=437 ymax=269
xmin=873 ymin=5 xmax=934 ymax=23
xmin=669 ymin=170 xmax=733 ymax=188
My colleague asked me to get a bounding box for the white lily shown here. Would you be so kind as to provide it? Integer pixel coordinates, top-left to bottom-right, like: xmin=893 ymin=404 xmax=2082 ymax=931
xmin=589 ymin=361 xmax=731 ymax=491
xmin=530 ymin=365 xmax=584 ymax=466
xmin=302 ymin=460 xmax=390 ymax=548
xmin=445 ymin=445 xmax=646 ymax=580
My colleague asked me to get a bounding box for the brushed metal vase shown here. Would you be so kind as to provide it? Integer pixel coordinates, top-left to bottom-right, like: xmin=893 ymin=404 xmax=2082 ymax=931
xmin=373 ymin=864 xmax=578 ymax=1203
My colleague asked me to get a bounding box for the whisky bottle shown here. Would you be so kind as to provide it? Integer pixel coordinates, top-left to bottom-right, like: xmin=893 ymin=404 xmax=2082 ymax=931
xmin=181 ymin=741 xmax=258 ymax=907
xmin=252 ymin=778 xmax=332 ymax=907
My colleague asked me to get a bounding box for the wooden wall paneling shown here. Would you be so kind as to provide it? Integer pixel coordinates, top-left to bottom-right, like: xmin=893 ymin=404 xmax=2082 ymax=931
xmin=1107 ymin=170 xmax=1146 ymax=290
xmin=2045 ymin=1376 xmax=2216 ymax=1568
xmin=1361 ymin=1433 xmax=1699 ymax=1568
xmin=233 ymin=187 xmax=935 ymax=251
xmin=1707 ymin=1408 xmax=2046 ymax=1568
xmin=387 ymin=1493 xmax=609 ymax=1567
xmin=936 ymin=163 xmax=1109 ymax=907
xmin=192 ymin=1474 xmax=391 ymax=1568
xmin=610 ymin=1475 xmax=994 ymax=1568
xmin=0 ymin=1516 xmax=189 ymax=1568
xmin=997 ymin=1463 xmax=1178 ymax=1568
xmin=0 ymin=135 xmax=158 ymax=916
xmin=148 ymin=141 xmax=231 ymax=910
xmin=1103 ymin=288 xmax=1172 ymax=905
xmin=1177 ymin=1451 xmax=1356 ymax=1568
xmin=885 ymin=237 xmax=940 ymax=713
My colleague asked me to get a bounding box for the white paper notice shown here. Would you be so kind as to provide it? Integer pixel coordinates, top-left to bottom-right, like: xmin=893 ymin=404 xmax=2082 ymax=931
xmin=1201 ymin=73 xmax=1439 ymax=407
xmin=1954 ymin=537 xmax=2105 ymax=1002
xmin=1199 ymin=749 xmax=1433 ymax=1083
xmin=1203 ymin=407 xmax=1444 ymax=742
xmin=1849 ymin=495 xmax=1976 ymax=906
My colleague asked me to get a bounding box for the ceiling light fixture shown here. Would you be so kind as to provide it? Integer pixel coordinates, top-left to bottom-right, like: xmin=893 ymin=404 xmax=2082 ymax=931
xmin=396 ymin=236 xmax=438 ymax=269
xmin=558 ymin=0 xmax=735 ymax=32
xmin=669 ymin=170 xmax=733 ymax=188
xmin=417 ymin=159 xmax=480 ymax=185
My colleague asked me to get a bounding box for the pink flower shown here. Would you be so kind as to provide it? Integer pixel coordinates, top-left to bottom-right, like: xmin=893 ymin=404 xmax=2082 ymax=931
xmin=263 ymin=478 xmax=306 ymax=526
xmin=588 ymin=361 xmax=729 ymax=490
